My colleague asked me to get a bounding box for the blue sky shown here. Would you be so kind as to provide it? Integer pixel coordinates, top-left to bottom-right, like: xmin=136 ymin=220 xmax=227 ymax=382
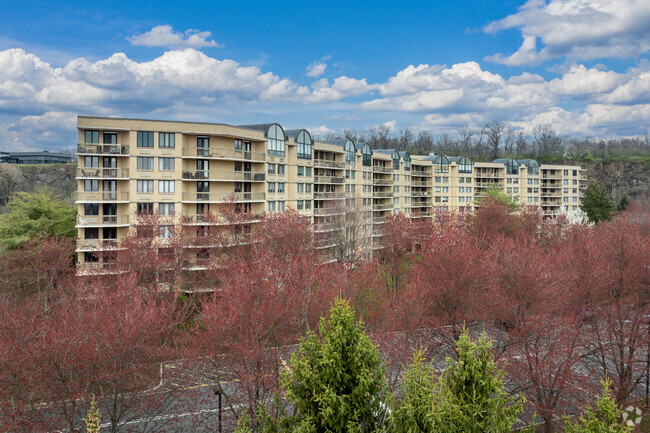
xmin=1 ymin=0 xmax=649 ymax=151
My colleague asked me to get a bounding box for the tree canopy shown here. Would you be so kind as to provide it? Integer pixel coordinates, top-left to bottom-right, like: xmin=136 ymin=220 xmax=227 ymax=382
xmin=580 ymin=182 xmax=614 ymax=224
xmin=0 ymin=190 xmax=76 ymax=250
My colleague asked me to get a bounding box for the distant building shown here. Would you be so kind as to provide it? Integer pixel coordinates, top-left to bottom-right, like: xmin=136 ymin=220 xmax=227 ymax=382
xmin=0 ymin=151 xmax=74 ymax=164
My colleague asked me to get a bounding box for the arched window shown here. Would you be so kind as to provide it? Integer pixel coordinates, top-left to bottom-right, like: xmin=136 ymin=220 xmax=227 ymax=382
xmin=392 ymin=150 xmax=400 ymax=170
xmin=267 ymin=124 xmax=285 ymax=156
xmin=458 ymin=156 xmax=472 ymax=173
xmin=402 ymin=152 xmax=411 ymax=171
xmin=434 ymin=155 xmax=449 ymax=173
xmin=505 ymin=158 xmax=518 ymax=175
xmin=362 ymin=144 xmax=372 ymax=167
xmin=345 ymin=140 xmax=355 ymax=165
xmin=520 ymin=159 xmax=539 ymax=175
xmin=297 ymin=130 xmax=312 ymax=159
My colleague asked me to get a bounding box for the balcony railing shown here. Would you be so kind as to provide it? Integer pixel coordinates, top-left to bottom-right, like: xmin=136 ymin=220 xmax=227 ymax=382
xmin=77 ymin=143 xmax=129 ymax=155
xmin=76 ymin=191 xmax=129 ymax=202
xmin=373 ymin=203 xmax=394 ymax=211
xmin=411 ymin=180 xmax=430 ymax=186
xmin=373 ymin=192 xmax=393 ymax=198
xmin=77 ymin=214 xmax=130 ymax=226
xmin=182 ymin=170 xmax=266 ymax=182
xmin=372 ymin=179 xmax=393 ymax=185
xmin=372 ymin=166 xmax=393 ymax=174
xmin=412 ymin=191 xmax=431 ymax=197
xmin=76 ymin=238 xmax=121 ymax=250
xmin=314 ymin=159 xmax=345 ymax=169
xmin=180 ymin=213 xmax=264 ymax=224
xmin=313 ymin=207 xmax=345 ymax=216
xmin=76 ymin=168 xmax=129 ymax=179
xmin=474 ymin=172 xmax=503 ymax=179
xmin=313 ymin=192 xmax=344 ymax=200
xmin=313 ymin=175 xmax=344 ymax=184
xmin=181 ymin=192 xmax=266 ymax=202
xmin=182 ymin=147 xmax=266 ymax=161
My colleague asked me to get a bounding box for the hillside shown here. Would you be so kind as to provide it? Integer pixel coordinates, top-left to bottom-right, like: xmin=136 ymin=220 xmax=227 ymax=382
xmin=0 ymin=163 xmax=76 ymax=213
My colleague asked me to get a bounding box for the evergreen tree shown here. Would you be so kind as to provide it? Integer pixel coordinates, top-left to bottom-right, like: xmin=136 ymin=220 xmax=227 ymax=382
xmin=391 ymin=331 xmax=524 ymax=433
xmin=83 ymin=395 xmax=101 ymax=433
xmin=580 ymin=183 xmax=614 ymax=223
xmin=616 ymin=194 xmax=630 ymax=212
xmin=281 ymin=298 xmax=389 ymax=433
xmin=564 ymin=378 xmax=633 ymax=433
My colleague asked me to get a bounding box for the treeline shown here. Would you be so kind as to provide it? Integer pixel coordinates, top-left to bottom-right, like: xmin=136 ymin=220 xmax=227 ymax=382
xmin=0 ymin=198 xmax=648 ymax=432
xmin=316 ymin=122 xmax=650 ymax=162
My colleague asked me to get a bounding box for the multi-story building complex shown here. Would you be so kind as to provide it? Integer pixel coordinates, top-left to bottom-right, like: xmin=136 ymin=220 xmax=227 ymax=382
xmin=75 ymin=116 xmax=586 ymax=273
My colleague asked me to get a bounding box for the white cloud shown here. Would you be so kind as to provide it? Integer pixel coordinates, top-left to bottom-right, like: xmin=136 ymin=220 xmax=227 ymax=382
xmin=305 ymin=61 xmax=327 ymax=77
xmin=2 ymin=111 xmax=76 ymax=152
xmin=306 ymin=76 xmax=375 ymax=103
xmin=128 ymin=25 xmax=221 ymax=49
xmin=485 ymin=0 xmax=650 ymax=65
xmin=548 ymin=64 xmax=623 ymax=95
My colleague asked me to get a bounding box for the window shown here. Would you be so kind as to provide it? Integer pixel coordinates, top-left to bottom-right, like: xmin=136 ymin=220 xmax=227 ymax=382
xmin=278 ymin=182 xmax=285 ymax=193
xmin=159 ymin=132 xmax=175 ymax=148
xmin=443 ymin=177 xmax=449 ymax=183
xmin=159 ymin=180 xmax=175 ymax=194
xmin=137 ymin=157 xmax=154 ymax=171
xmin=297 ymin=166 xmax=304 ymax=176
xmin=235 ymin=139 xmax=242 ymax=151
xmin=466 ymin=177 xmax=471 ymax=183
xmin=103 ymin=157 xmax=116 ymax=168
xmin=305 ymin=200 xmax=311 ymax=209
xmin=84 ymin=252 xmax=99 ymax=263
xmin=458 ymin=156 xmax=472 ymax=173
xmin=306 ymin=167 xmax=312 ymax=177
xmin=85 ymin=228 xmax=99 ymax=239
xmin=84 ymin=179 xmax=99 ymax=191
xmin=137 ymin=203 xmax=154 ymax=215
xmin=137 ymin=180 xmax=154 ymax=193
xmin=267 ymin=124 xmax=285 ymax=156
xmin=305 ymin=184 xmax=312 ymax=193
xmin=278 ymin=164 xmax=285 ymax=175
xmin=344 ymin=140 xmax=355 ymax=164
xmin=85 ymin=130 xmax=99 ymax=144
xmin=434 ymin=187 xmax=441 ymax=192
xmin=466 ymin=187 xmax=471 ymax=193
xmin=268 ymin=163 xmax=276 ymax=175
xmin=434 ymin=156 xmax=449 ymax=173
xmin=103 ymin=203 xmax=116 ymax=216
xmin=297 ymin=183 xmax=304 ymax=193
xmin=297 ymin=200 xmax=304 ymax=210
xmin=268 ymin=201 xmax=276 ymax=212
xmin=459 ymin=187 xmax=465 ymax=193
xmin=564 ymin=188 xmax=569 ymax=194
xmin=84 ymin=156 xmax=98 ymax=167
xmin=392 ymin=150 xmax=400 ymax=170
xmin=159 ymin=203 xmax=175 ymax=216
xmin=159 ymin=157 xmax=175 ymax=171
xmin=459 ymin=197 xmax=465 ymax=203
xmin=362 ymin=144 xmax=372 ymax=167
xmin=84 ymin=203 xmax=99 ymax=215
xmin=459 ymin=177 xmax=465 ymax=183
xmin=435 ymin=177 xmax=441 ymax=183
xmin=159 ymin=226 xmax=174 ymax=239
xmin=564 ymin=170 xmax=569 ymax=176
xmin=297 ymin=131 xmax=312 ymax=159
xmin=268 ymin=182 xmax=276 ymax=193
xmin=513 ymin=188 xmax=519 ymax=193
xmin=197 ymin=181 xmax=209 ymax=192
xmin=137 ymin=131 xmax=154 ymax=147
xmin=442 ymin=187 xmax=449 ymax=193
xmin=277 ymin=201 xmax=285 ymax=211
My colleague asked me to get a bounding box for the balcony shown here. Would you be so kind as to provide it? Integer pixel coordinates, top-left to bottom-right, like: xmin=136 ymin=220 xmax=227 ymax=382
xmin=313 ymin=207 xmax=345 ymax=216
xmin=373 ymin=203 xmax=394 ymax=211
xmin=372 ymin=179 xmax=393 ymax=185
xmin=182 ymin=170 xmax=266 ymax=182
xmin=314 ymin=159 xmax=345 ymax=169
xmin=76 ymin=214 xmax=130 ymax=226
xmin=474 ymin=172 xmax=503 ymax=179
xmin=76 ymin=238 xmax=122 ymax=251
xmin=411 ymin=180 xmax=430 ymax=187
xmin=181 ymin=192 xmax=266 ymax=202
xmin=313 ymin=175 xmax=344 ymax=184
xmin=411 ymin=170 xmax=432 ymax=177
xmin=372 ymin=166 xmax=393 ymax=174
xmin=313 ymin=223 xmax=342 ymax=233
xmin=412 ymin=191 xmax=431 ymax=197
xmin=180 ymin=213 xmax=264 ymax=225
xmin=76 ymin=167 xmax=129 ymax=179
xmin=182 ymin=147 xmax=266 ymax=162
xmin=313 ymin=192 xmax=345 ymax=200
xmin=373 ymin=192 xmax=393 ymax=198
xmin=76 ymin=191 xmax=129 ymax=202
xmin=77 ymin=143 xmax=129 ymax=155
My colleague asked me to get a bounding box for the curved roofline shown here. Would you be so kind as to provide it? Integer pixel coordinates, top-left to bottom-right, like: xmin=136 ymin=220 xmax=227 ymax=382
xmin=320 ymin=138 xmax=353 ymax=149
xmin=237 ymin=123 xmax=286 ymax=139
xmin=285 ymin=128 xmax=313 ymax=144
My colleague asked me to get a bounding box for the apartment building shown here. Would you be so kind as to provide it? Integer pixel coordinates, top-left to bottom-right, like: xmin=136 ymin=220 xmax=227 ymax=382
xmin=75 ymin=116 xmax=586 ymax=273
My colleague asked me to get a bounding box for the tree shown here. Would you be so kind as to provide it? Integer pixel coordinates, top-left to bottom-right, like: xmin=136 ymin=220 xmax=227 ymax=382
xmin=391 ymin=332 xmax=524 ymax=433
xmin=616 ymin=194 xmax=630 ymax=211
xmin=84 ymin=396 xmax=101 ymax=433
xmin=580 ymin=182 xmax=614 ymax=223
xmin=563 ymin=378 xmax=633 ymax=433
xmin=483 ymin=120 xmax=506 ymax=160
xmin=381 ymin=213 xmax=415 ymax=291
xmin=0 ymin=190 xmax=76 ymax=250
xmin=281 ymin=298 xmax=389 ymax=432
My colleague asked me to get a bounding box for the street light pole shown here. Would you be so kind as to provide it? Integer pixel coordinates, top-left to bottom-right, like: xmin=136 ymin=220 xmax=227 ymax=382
xmin=213 ymin=386 xmax=222 ymax=433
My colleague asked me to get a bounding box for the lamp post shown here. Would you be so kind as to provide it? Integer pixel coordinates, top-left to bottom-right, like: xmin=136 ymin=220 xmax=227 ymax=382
xmin=213 ymin=386 xmax=222 ymax=433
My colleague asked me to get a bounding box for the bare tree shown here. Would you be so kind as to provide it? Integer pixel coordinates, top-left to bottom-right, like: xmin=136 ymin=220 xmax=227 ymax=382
xmin=532 ymin=124 xmax=561 ymax=155
xmin=483 ymin=120 xmax=506 ymax=160
xmin=327 ymin=195 xmax=372 ymax=265
xmin=397 ymin=128 xmax=414 ymax=151
xmin=415 ymin=130 xmax=434 ymax=153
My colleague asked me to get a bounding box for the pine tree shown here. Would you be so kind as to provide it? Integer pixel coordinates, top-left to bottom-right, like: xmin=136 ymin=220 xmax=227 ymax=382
xmin=580 ymin=182 xmax=614 ymax=223
xmin=84 ymin=395 xmax=101 ymax=433
xmin=281 ymin=298 xmax=389 ymax=432
xmin=564 ymin=378 xmax=633 ymax=433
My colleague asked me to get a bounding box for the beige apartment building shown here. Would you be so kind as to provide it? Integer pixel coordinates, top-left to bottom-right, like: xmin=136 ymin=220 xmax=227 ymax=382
xmin=75 ymin=116 xmax=586 ymax=273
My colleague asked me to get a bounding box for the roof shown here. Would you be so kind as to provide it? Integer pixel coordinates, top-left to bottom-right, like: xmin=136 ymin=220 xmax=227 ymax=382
xmin=492 ymin=158 xmax=517 ymax=164
xmin=5 ymin=151 xmax=72 ymax=158
xmin=285 ymin=129 xmax=312 ymax=142
xmin=320 ymin=139 xmax=349 ymax=149
xmin=447 ymin=156 xmax=471 ymax=163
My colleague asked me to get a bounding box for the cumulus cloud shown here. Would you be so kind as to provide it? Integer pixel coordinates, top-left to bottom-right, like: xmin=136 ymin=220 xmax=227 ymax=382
xmin=305 ymin=61 xmax=327 ymax=77
xmin=485 ymin=0 xmax=650 ymax=65
xmin=306 ymin=76 xmax=376 ymax=103
xmin=128 ymin=25 xmax=221 ymax=49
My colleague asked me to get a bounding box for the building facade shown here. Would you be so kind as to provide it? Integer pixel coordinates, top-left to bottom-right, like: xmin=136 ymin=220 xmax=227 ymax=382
xmin=75 ymin=116 xmax=586 ymax=273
